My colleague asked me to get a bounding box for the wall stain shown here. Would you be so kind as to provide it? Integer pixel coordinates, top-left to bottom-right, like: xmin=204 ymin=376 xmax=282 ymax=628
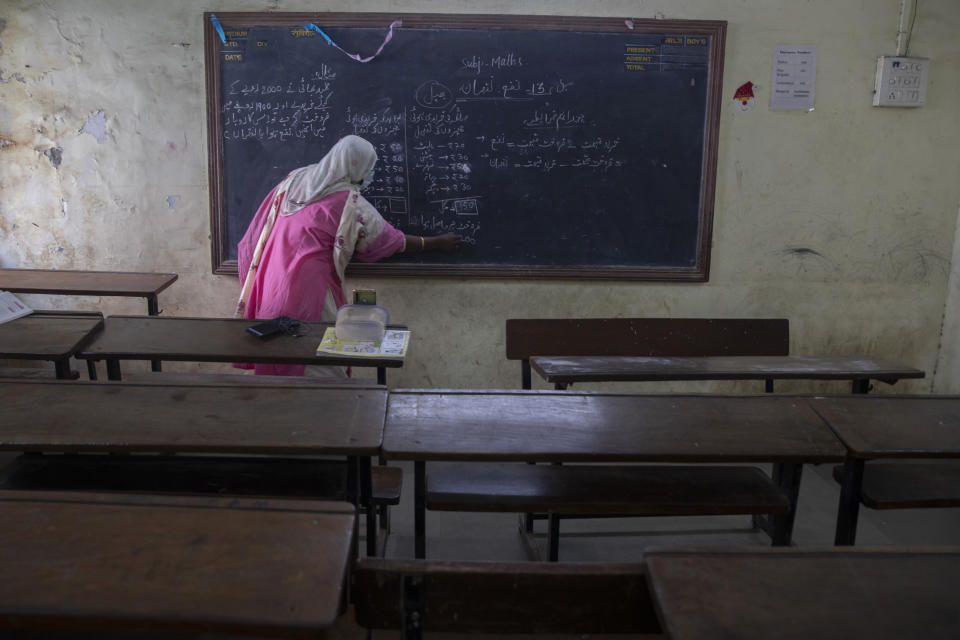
xmin=43 ymin=146 xmax=63 ymax=168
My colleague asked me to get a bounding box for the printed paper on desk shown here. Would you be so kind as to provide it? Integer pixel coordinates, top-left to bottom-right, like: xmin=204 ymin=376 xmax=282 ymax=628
xmin=0 ymin=290 xmax=33 ymax=325
xmin=316 ymin=327 xmax=409 ymax=358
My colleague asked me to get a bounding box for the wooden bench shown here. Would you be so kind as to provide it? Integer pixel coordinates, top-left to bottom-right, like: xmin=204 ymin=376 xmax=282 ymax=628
xmin=0 ymin=379 xmax=392 ymax=557
xmin=384 ymin=391 xmax=844 ymax=561
xmin=502 ymin=318 xmax=791 ymax=553
xmin=0 ymin=490 xmax=354 ymax=637
xmin=506 ymin=317 xmax=789 ymax=389
xmin=353 ymin=557 xmax=662 ymax=637
xmin=810 ymin=395 xmax=960 ymax=545
xmin=427 ymin=463 xmax=790 ymax=559
xmin=831 ymin=462 xmax=960 ymax=509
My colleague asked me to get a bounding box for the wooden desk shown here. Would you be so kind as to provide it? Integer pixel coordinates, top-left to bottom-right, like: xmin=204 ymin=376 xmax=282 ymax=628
xmin=0 ymin=268 xmax=177 ymax=315
xmin=810 ymin=395 xmax=960 ymax=545
xmin=0 ymin=490 xmax=354 ymax=637
xmin=644 ymin=548 xmax=960 ymax=640
xmin=77 ymin=315 xmax=406 ymax=384
xmin=1 ymin=268 xmax=178 ymax=374
xmin=0 ymin=379 xmax=387 ymax=555
xmin=0 ymin=311 xmax=103 ymax=379
xmin=383 ymin=391 xmax=844 ymax=558
xmin=530 ymin=355 xmax=925 ymax=393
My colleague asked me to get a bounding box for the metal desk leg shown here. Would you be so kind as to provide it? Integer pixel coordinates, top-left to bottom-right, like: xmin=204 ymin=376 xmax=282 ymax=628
xmin=548 ymin=513 xmax=560 ymax=561
xmin=346 ymin=456 xmax=360 ymax=559
xmin=53 ymin=359 xmax=76 ymax=380
xmin=415 ymin=460 xmax=426 ymax=559
xmin=86 ymin=359 xmax=98 ymax=380
xmin=106 ymin=359 xmax=123 ymax=381
xmin=377 ymin=367 xmax=386 ymax=386
xmin=770 ymin=462 xmax=803 ymax=545
xmin=834 ymin=457 xmax=865 ymax=546
xmin=360 ymin=456 xmax=376 ymax=557
xmin=147 ymin=295 xmax=162 ymax=372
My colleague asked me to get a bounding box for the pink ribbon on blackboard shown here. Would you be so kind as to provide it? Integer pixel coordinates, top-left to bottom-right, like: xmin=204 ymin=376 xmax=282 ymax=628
xmin=304 ymin=20 xmax=402 ymax=63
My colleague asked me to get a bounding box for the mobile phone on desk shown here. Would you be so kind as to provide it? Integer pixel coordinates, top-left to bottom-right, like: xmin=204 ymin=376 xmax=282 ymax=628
xmin=247 ymin=316 xmax=294 ymax=339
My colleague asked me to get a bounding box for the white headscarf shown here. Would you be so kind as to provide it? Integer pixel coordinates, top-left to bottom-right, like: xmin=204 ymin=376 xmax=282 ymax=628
xmin=235 ymin=135 xmax=388 ymax=317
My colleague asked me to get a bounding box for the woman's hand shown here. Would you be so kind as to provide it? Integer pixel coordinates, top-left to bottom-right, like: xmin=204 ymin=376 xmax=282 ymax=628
xmin=430 ymin=233 xmax=462 ymax=252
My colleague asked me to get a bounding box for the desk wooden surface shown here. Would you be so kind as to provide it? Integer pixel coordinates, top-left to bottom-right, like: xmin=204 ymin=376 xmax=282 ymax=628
xmin=0 ymin=311 xmax=103 ymax=360
xmin=0 ymin=491 xmax=354 ymax=637
xmin=77 ymin=315 xmax=406 ymax=369
xmin=383 ymin=391 xmax=844 ymax=463
xmin=644 ymin=548 xmax=960 ymax=640
xmin=811 ymin=395 xmax=960 ymax=458
xmin=0 ymin=380 xmax=386 ymax=455
xmin=0 ymin=268 xmax=177 ymax=297
xmin=530 ymin=355 xmax=925 ymax=385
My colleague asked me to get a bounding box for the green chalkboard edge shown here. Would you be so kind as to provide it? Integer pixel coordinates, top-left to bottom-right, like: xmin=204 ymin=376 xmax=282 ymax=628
xmin=205 ymin=13 xmax=726 ymax=282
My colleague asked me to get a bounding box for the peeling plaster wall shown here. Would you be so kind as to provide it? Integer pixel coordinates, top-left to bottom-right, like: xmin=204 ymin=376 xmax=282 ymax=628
xmin=2 ymin=1 xmax=960 ymax=391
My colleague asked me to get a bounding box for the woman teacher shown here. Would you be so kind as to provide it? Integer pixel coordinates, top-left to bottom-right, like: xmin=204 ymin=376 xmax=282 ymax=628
xmin=235 ymin=134 xmax=460 ymax=376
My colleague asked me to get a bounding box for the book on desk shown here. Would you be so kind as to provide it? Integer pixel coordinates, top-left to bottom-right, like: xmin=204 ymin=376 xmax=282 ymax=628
xmin=0 ymin=290 xmax=33 ymax=325
xmin=316 ymin=328 xmax=410 ymax=358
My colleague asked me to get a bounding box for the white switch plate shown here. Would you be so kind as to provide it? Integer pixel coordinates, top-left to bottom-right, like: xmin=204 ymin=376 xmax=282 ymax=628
xmin=873 ymin=56 xmax=928 ymax=107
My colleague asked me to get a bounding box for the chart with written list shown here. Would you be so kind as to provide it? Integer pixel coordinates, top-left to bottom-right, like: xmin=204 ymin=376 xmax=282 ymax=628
xmin=206 ymin=15 xmax=726 ymax=280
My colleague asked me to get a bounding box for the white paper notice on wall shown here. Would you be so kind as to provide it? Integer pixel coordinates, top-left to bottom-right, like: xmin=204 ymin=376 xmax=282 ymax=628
xmin=771 ymin=45 xmax=817 ymax=111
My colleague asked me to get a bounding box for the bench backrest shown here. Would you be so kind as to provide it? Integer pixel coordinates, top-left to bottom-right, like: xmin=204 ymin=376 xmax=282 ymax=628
xmin=353 ymin=558 xmax=660 ymax=636
xmin=506 ymin=317 xmax=789 ymax=388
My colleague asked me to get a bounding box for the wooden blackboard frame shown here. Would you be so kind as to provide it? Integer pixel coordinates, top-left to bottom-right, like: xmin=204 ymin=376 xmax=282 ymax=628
xmin=204 ymin=13 xmax=726 ymax=281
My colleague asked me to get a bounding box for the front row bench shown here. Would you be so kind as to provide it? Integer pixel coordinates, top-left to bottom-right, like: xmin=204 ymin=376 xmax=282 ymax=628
xmin=427 ymin=463 xmax=792 ymax=561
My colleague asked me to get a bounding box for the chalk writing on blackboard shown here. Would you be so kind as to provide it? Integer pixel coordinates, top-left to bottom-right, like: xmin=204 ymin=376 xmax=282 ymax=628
xmin=206 ymin=14 xmax=726 ymax=280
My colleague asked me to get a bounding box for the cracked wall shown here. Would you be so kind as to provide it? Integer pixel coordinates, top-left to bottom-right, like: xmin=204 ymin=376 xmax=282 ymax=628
xmin=2 ymin=0 xmax=960 ymax=391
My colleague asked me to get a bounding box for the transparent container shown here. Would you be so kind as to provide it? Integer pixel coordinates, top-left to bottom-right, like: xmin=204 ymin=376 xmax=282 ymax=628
xmin=335 ymin=304 xmax=389 ymax=342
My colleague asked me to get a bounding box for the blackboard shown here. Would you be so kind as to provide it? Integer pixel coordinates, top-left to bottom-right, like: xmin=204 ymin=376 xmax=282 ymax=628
xmin=204 ymin=13 xmax=726 ymax=280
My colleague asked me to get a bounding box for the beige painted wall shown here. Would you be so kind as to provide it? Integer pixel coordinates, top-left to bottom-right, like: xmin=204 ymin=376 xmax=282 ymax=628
xmin=2 ymin=1 xmax=959 ymax=392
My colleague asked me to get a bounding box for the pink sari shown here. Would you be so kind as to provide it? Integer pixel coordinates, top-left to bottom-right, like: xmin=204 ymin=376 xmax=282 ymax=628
xmin=235 ymin=188 xmax=404 ymax=376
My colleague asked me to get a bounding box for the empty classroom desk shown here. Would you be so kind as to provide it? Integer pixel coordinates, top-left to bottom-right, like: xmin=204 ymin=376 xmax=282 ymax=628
xmin=0 ymin=268 xmax=178 ymax=315
xmin=810 ymin=395 xmax=960 ymax=545
xmin=0 ymin=310 xmax=103 ymax=379
xmin=644 ymin=547 xmax=960 ymax=640
xmin=383 ymin=391 xmax=845 ymax=559
xmin=0 ymin=490 xmax=354 ymax=637
xmin=530 ymin=355 xmax=925 ymax=393
xmin=76 ymin=315 xmax=406 ymax=384
xmin=0 ymin=379 xmax=387 ymax=556
xmin=1 ymin=268 xmax=178 ymax=373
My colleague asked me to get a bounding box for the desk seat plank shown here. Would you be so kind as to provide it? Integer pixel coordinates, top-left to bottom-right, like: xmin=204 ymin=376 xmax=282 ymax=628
xmin=0 ymin=380 xmax=385 ymax=456
xmin=531 ymin=355 xmax=925 ymax=386
xmin=0 ymin=492 xmax=354 ymax=637
xmin=831 ymin=461 xmax=960 ymax=509
xmin=645 ymin=548 xmax=960 ymax=640
xmin=427 ymin=463 xmax=790 ymax=514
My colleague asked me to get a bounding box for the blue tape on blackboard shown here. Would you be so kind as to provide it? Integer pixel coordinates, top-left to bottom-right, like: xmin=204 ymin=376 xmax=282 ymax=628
xmin=303 ymin=20 xmax=402 ymax=63
xmin=210 ymin=14 xmax=226 ymax=45
xmin=304 ymin=23 xmax=334 ymax=45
